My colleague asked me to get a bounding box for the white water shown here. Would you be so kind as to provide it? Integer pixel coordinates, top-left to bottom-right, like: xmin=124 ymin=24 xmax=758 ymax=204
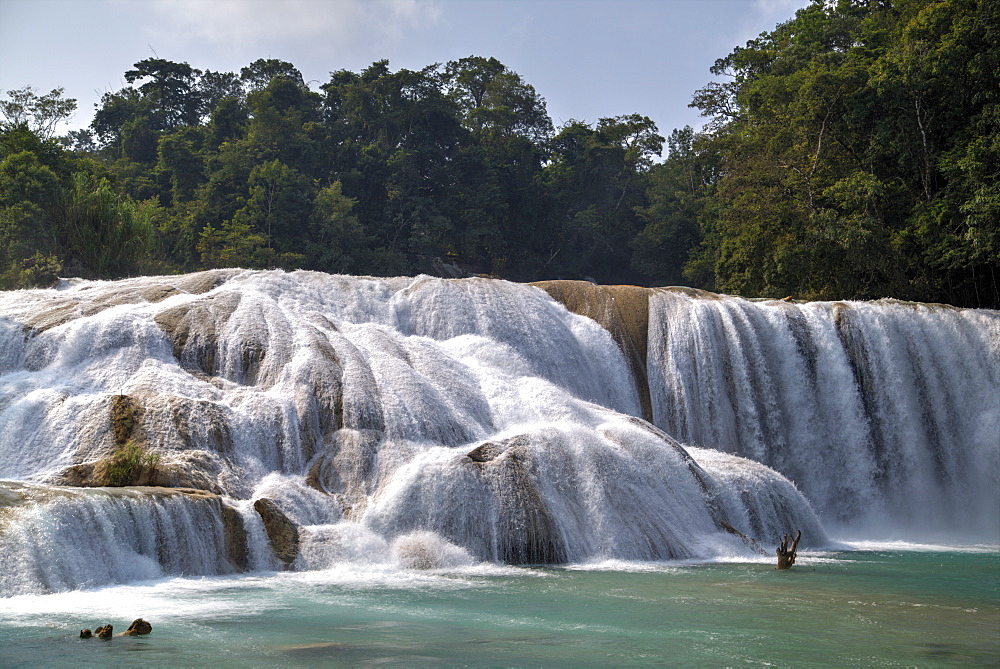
xmin=647 ymin=290 xmax=1000 ymax=540
xmin=0 ymin=270 xmax=994 ymax=596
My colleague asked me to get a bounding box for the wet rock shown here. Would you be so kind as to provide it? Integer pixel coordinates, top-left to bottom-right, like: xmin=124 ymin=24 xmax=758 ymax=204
xmin=79 ymin=629 xmax=92 ymax=638
xmin=306 ymin=429 xmax=380 ymax=518
xmin=470 ymin=435 xmax=567 ymax=565
xmin=54 ymin=457 xmax=223 ymax=493
xmin=174 ymin=269 xmax=238 ymax=295
xmin=153 ymin=291 xmax=242 ymax=375
xmin=220 ymin=503 xmax=249 ymax=572
xmin=533 ymin=280 xmax=653 ymax=421
xmin=119 ymin=618 xmax=152 ymax=636
xmin=139 ymin=284 xmax=181 ymax=303
xmin=110 ymin=394 xmax=142 ymax=445
xmin=466 ymin=441 xmax=505 ymax=463
xmin=166 ymin=397 xmax=234 ymax=458
xmin=94 ymin=624 xmax=113 ymax=639
xmin=254 ymin=497 xmax=300 ymax=566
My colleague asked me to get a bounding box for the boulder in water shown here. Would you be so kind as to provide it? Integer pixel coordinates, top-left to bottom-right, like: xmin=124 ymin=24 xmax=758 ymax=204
xmin=220 ymin=503 xmax=249 ymax=572
xmin=119 ymin=618 xmax=152 ymax=636
xmin=254 ymin=497 xmax=300 ymax=566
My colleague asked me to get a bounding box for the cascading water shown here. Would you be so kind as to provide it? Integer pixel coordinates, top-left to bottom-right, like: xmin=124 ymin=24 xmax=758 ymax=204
xmin=0 ymin=269 xmax=992 ymax=596
xmin=646 ymin=289 xmax=1000 ymax=541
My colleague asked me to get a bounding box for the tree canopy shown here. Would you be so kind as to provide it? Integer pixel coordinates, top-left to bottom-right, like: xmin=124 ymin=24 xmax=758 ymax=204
xmin=1 ymin=0 xmax=996 ymax=307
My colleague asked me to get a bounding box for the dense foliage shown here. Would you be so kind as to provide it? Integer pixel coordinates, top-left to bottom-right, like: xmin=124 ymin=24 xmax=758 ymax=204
xmin=1 ymin=0 xmax=996 ymax=307
xmin=683 ymin=0 xmax=999 ymax=306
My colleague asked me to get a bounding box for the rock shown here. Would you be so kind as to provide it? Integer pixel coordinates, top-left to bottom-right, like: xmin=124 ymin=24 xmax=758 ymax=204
xmin=79 ymin=629 xmax=92 ymax=638
xmin=253 ymin=498 xmax=300 ymax=566
xmin=466 ymin=441 xmax=505 ymax=463
xmin=532 ymin=280 xmax=653 ymax=421
xmin=306 ymin=429 xmax=380 ymax=518
xmin=174 ymin=268 xmax=237 ymax=295
xmin=109 ymin=394 xmax=142 ymax=445
xmin=94 ymin=624 xmax=113 ymax=638
xmin=469 ymin=435 xmax=567 ymax=565
xmin=119 ymin=618 xmax=152 ymax=636
xmin=220 ymin=503 xmax=249 ymax=572
xmin=153 ymin=291 xmax=242 ymax=376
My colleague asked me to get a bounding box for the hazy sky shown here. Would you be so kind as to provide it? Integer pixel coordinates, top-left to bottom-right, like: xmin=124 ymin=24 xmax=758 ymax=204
xmin=0 ymin=0 xmax=810 ymax=139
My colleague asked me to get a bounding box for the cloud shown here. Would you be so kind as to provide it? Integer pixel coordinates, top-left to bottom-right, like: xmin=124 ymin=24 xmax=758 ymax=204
xmin=729 ymin=0 xmax=810 ymax=45
xmin=145 ymin=0 xmax=441 ymax=52
xmin=751 ymin=0 xmax=811 ymax=15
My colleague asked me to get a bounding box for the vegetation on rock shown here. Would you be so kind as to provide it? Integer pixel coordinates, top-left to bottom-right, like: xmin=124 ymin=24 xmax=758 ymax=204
xmin=104 ymin=439 xmax=161 ymax=487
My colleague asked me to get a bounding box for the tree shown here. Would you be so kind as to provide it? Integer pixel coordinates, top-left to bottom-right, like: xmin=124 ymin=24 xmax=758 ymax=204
xmin=0 ymin=86 xmax=77 ymax=138
xmin=240 ymin=59 xmax=305 ymax=91
xmin=197 ymin=70 xmax=245 ymax=119
xmin=685 ymin=0 xmax=998 ymax=307
xmin=61 ymin=172 xmax=155 ymax=278
xmin=441 ymin=56 xmax=553 ymax=144
xmin=540 ymin=115 xmax=663 ymax=283
xmin=0 ymin=150 xmax=61 ymax=272
xmin=632 ymin=126 xmax=717 ymax=286
xmin=303 ymin=181 xmax=364 ymax=273
xmin=157 ymin=126 xmax=205 ymax=204
xmin=231 ymin=158 xmax=312 ymax=261
xmin=123 ymin=58 xmax=203 ymax=129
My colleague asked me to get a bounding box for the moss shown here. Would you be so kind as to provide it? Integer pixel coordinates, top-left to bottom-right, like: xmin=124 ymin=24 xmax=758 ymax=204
xmin=110 ymin=394 xmax=141 ymax=444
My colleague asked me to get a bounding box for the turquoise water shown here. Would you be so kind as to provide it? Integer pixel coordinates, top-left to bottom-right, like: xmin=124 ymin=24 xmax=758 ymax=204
xmin=1 ymin=549 xmax=997 ymax=667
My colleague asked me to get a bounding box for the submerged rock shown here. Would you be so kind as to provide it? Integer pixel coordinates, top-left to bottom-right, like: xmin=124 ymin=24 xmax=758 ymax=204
xmin=80 ymin=618 xmax=152 ymax=638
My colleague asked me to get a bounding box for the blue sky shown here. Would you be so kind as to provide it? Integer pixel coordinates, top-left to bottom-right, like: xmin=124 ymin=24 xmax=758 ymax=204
xmin=0 ymin=0 xmax=810 ymax=141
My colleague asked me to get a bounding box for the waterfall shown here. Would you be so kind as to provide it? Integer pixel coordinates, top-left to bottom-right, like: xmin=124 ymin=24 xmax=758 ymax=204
xmin=0 ymin=482 xmax=270 ymax=596
xmin=1 ymin=270 xmax=993 ymax=594
xmin=646 ymin=290 xmax=1000 ymax=540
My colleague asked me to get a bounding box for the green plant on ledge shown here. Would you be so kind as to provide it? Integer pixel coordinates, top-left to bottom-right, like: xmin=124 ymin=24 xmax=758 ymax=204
xmin=106 ymin=439 xmax=160 ymax=486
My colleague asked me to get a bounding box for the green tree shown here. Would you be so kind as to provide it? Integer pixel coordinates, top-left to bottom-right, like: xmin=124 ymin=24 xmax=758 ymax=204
xmin=303 ymin=181 xmax=365 ymax=273
xmin=632 ymin=126 xmax=718 ymax=286
xmin=123 ymin=58 xmax=204 ymax=129
xmin=685 ymin=0 xmax=999 ymax=306
xmin=0 ymin=86 xmax=77 ymax=138
xmin=541 ymin=115 xmax=663 ymax=282
xmin=61 ymin=172 xmax=155 ymax=278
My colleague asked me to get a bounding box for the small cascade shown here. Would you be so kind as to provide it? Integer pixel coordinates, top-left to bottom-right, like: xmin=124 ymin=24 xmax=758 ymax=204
xmin=0 ymin=482 xmax=262 ymax=596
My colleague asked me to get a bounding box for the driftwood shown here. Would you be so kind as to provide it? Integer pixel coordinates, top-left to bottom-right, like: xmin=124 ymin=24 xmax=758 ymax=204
xmin=776 ymin=530 xmax=801 ymax=569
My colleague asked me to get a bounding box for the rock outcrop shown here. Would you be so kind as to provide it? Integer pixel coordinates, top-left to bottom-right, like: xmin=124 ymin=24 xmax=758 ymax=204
xmin=467 ymin=435 xmax=567 ymax=565
xmin=80 ymin=618 xmax=152 ymax=638
xmin=533 ymin=281 xmax=653 ymax=421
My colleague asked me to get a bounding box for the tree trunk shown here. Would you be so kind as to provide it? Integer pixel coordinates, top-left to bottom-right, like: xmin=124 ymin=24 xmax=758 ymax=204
xmin=776 ymin=529 xmax=801 ymax=569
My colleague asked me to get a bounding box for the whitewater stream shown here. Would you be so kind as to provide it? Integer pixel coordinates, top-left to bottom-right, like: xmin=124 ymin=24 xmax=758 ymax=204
xmin=0 ymin=270 xmax=996 ymax=665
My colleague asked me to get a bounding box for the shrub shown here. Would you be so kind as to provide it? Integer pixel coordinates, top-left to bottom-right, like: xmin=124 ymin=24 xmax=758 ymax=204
xmin=106 ymin=439 xmax=160 ymax=486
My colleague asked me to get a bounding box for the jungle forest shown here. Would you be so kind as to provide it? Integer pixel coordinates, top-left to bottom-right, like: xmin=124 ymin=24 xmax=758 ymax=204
xmin=1 ymin=0 xmax=997 ymax=308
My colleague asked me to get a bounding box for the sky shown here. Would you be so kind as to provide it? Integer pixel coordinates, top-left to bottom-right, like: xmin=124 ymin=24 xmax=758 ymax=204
xmin=0 ymin=0 xmax=811 ymax=141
